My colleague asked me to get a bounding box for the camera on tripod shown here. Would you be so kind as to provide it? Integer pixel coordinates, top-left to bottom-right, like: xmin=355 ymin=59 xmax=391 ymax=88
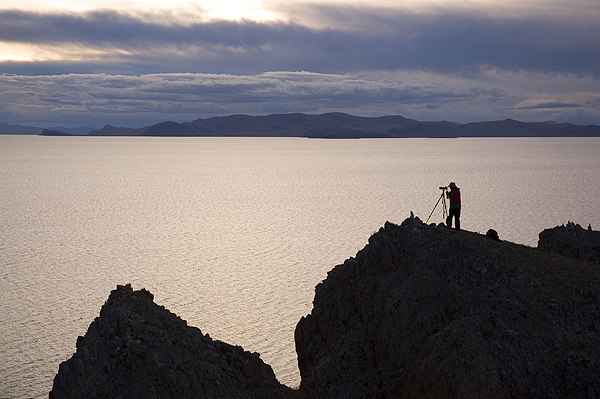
xmin=427 ymin=185 xmax=449 ymax=223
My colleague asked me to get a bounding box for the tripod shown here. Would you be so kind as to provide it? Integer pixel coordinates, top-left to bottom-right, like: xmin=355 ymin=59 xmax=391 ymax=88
xmin=425 ymin=187 xmax=448 ymax=224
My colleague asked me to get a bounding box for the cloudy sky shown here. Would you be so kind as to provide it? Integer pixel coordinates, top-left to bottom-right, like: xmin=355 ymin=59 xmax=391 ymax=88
xmin=1 ymin=0 xmax=599 ymax=128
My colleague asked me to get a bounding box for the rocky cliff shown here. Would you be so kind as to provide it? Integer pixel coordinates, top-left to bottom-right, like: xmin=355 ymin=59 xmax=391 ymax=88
xmin=51 ymin=217 xmax=600 ymax=398
xmin=295 ymin=217 xmax=600 ymax=398
xmin=538 ymin=221 xmax=600 ymax=265
xmin=50 ymin=284 xmax=291 ymax=399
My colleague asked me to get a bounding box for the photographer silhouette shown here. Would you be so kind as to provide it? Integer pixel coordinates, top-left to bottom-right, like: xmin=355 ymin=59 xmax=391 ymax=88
xmin=446 ymin=182 xmax=461 ymax=230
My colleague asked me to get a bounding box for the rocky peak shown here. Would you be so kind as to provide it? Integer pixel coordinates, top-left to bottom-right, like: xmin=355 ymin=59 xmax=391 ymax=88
xmin=295 ymin=217 xmax=600 ymax=398
xmin=50 ymin=284 xmax=291 ymax=399
xmin=51 ymin=216 xmax=600 ymax=398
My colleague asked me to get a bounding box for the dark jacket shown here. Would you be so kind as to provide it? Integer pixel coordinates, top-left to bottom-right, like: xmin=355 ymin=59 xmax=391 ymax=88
xmin=448 ymin=187 xmax=461 ymax=209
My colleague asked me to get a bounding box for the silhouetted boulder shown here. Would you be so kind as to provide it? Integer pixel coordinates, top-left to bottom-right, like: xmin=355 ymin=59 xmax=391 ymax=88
xmin=295 ymin=217 xmax=600 ymax=398
xmin=486 ymin=228 xmax=500 ymax=241
xmin=50 ymin=284 xmax=291 ymax=399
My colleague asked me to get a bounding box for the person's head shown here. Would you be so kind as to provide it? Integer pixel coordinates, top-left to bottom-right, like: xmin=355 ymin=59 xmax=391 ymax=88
xmin=449 ymin=182 xmax=457 ymax=189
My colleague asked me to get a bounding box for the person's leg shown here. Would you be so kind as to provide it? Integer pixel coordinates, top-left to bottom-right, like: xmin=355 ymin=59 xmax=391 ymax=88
xmin=455 ymin=209 xmax=461 ymax=230
xmin=446 ymin=214 xmax=452 ymax=228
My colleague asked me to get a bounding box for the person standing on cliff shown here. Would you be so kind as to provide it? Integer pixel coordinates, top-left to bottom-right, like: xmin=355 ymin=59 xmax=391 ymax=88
xmin=446 ymin=182 xmax=461 ymax=230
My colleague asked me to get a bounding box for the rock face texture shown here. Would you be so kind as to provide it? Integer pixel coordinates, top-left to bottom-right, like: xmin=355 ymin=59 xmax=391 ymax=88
xmin=50 ymin=284 xmax=291 ymax=399
xmin=51 ymin=217 xmax=600 ymax=399
xmin=295 ymin=217 xmax=600 ymax=398
xmin=538 ymin=221 xmax=600 ymax=265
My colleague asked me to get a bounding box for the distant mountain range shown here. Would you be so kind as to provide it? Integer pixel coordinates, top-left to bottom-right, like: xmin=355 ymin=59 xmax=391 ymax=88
xmin=88 ymin=113 xmax=600 ymax=138
xmin=3 ymin=113 xmax=600 ymax=138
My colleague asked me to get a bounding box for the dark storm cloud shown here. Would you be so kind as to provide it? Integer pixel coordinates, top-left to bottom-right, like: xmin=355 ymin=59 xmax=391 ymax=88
xmin=519 ymin=102 xmax=582 ymax=109
xmin=39 ymin=97 xmax=83 ymax=106
xmin=1 ymin=4 xmax=599 ymax=126
xmin=0 ymin=72 xmax=507 ymax=126
xmin=1 ymin=6 xmax=599 ymax=76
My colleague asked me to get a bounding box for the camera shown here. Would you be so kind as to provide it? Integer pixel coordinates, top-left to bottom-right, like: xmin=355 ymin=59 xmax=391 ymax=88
xmin=439 ymin=186 xmax=448 ymax=190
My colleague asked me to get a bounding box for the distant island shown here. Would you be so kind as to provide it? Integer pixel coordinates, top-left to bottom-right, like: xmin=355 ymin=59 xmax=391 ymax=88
xmin=0 ymin=123 xmax=95 ymax=136
xmin=3 ymin=113 xmax=600 ymax=138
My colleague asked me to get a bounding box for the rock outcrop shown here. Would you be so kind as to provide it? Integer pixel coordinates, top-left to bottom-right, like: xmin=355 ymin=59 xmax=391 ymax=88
xmin=51 ymin=217 xmax=600 ymax=399
xmin=295 ymin=217 xmax=600 ymax=398
xmin=538 ymin=221 xmax=600 ymax=264
xmin=50 ymin=284 xmax=291 ymax=399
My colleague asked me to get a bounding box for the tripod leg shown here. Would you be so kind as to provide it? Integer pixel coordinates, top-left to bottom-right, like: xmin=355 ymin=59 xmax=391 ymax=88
xmin=442 ymin=195 xmax=450 ymax=227
xmin=442 ymin=196 xmax=447 ymax=220
xmin=426 ymin=193 xmax=444 ymax=224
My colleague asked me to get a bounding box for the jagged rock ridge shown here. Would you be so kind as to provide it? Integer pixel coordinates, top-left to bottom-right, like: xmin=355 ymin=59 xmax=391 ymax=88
xmin=295 ymin=217 xmax=600 ymax=398
xmin=51 ymin=218 xmax=600 ymax=398
xmin=50 ymin=284 xmax=291 ymax=399
xmin=538 ymin=221 xmax=600 ymax=264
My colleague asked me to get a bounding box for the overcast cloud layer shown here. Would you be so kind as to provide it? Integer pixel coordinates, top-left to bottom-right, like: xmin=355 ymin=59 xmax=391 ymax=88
xmin=1 ymin=1 xmax=599 ymax=127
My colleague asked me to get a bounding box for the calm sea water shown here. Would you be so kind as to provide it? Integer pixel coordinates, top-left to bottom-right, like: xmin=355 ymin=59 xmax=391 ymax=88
xmin=1 ymin=136 xmax=599 ymax=398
